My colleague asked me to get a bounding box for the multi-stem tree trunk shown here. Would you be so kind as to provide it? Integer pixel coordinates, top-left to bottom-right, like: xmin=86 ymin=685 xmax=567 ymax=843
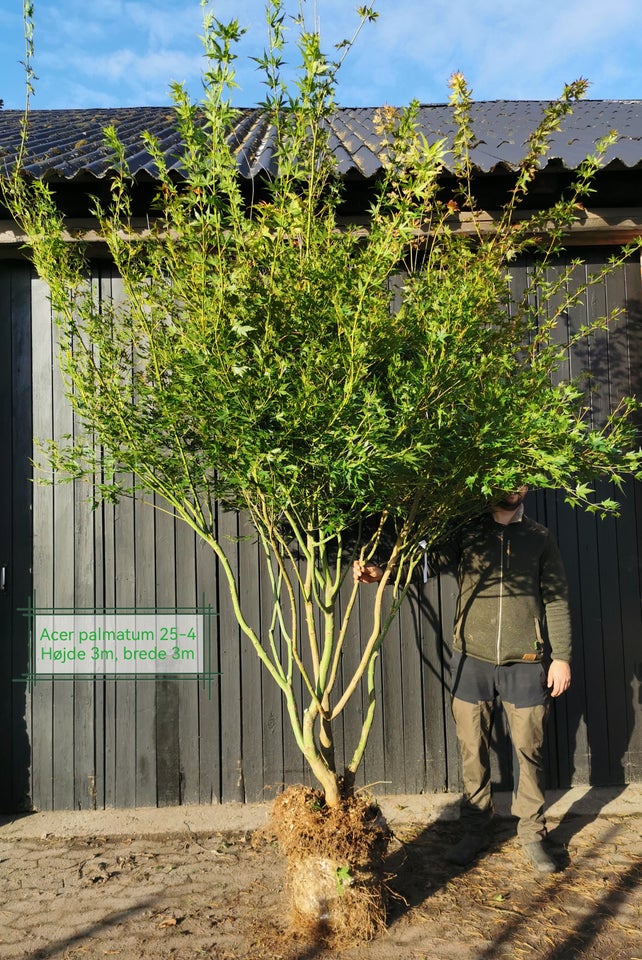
xmin=204 ymin=503 xmax=414 ymax=807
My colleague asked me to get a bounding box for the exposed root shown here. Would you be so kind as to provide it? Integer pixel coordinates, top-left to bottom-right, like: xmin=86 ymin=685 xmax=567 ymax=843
xmin=269 ymin=785 xmax=391 ymax=947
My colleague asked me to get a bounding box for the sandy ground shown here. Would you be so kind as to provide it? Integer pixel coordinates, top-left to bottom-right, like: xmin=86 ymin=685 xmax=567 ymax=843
xmin=0 ymin=787 xmax=641 ymax=960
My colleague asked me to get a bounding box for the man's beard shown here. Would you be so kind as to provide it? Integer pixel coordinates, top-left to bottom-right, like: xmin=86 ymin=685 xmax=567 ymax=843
xmin=496 ymin=491 xmax=526 ymax=511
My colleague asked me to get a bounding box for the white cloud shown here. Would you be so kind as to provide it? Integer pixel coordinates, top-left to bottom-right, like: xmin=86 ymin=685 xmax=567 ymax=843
xmin=125 ymin=2 xmax=203 ymax=47
xmin=324 ymin=0 xmax=642 ymax=104
xmin=35 ymin=45 xmax=206 ymax=106
xmin=30 ymin=0 xmax=206 ymax=106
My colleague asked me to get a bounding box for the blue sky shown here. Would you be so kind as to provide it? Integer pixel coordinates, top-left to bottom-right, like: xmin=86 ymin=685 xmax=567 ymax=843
xmin=1 ymin=0 xmax=642 ymax=111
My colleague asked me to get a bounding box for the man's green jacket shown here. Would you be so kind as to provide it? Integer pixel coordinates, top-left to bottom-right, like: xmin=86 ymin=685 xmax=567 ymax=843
xmin=449 ymin=512 xmax=572 ymax=665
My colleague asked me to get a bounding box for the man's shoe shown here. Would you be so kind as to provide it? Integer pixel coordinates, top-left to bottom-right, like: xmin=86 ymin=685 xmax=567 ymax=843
xmin=445 ymin=833 xmax=488 ymax=866
xmin=523 ymin=840 xmax=556 ymax=874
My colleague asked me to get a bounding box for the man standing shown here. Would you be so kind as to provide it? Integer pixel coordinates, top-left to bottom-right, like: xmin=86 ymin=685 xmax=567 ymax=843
xmin=354 ymin=487 xmax=572 ymax=874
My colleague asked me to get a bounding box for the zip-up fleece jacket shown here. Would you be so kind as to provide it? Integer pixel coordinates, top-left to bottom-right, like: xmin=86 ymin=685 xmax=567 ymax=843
xmin=450 ymin=513 xmax=572 ymax=665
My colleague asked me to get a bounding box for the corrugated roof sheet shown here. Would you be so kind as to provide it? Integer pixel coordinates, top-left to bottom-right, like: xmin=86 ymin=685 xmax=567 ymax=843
xmin=1 ymin=100 xmax=642 ymax=181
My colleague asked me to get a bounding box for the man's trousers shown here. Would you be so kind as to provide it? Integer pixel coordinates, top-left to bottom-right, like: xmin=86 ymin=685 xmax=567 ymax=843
xmin=450 ymin=651 xmax=550 ymax=843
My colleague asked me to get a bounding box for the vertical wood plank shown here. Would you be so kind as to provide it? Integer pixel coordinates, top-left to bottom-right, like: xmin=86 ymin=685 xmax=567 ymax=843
xmin=176 ymin=521 xmax=200 ymax=806
xmin=627 ymin=481 xmax=642 ymax=781
xmin=258 ymin=545 xmax=286 ymax=797
xmin=339 ymin=576 xmax=366 ymax=792
xmin=596 ymin=494 xmax=629 ymax=783
xmin=419 ymin=576 xmax=449 ymax=793
xmin=102 ymin=492 xmax=118 ymax=808
xmin=196 ymin=534 xmax=221 ymax=803
xmin=9 ymin=264 xmax=33 ymax=811
xmin=107 ymin=267 xmax=138 ymax=809
xmin=0 ymin=263 xmax=32 ymax=811
xmin=97 ymin=265 xmax=118 ymax=808
xmin=399 ymin=591 xmax=427 ymax=793
xmin=93 ymin=492 xmax=107 ymax=810
xmin=551 ymin=496 xmax=588 ymax=787
xmin=49 ymin=273 xmax=76 ymax=809
xmin=30 ymin=275 xmax=55 ymax=810
xmin=381 ymin=601 xmax=405 ymax=794
xmin=238 ymin=516 xmax=265 ymax=802
xmin=282 ymin=561 xmax=306 ymax=788
xmin=216 ymin=506 xmax=244 ymax=801
xmin=357 ymin=589 xmax=386 ymax=797
xmin=576 ymin=503 xmax=610 ymax=783
xmin=90 ymin=273 xmax=109 ymax=807
xmin=155 ymin=502 xmax=180 ymax=806
xmin=438 ymin=569 xmax=462 ymax=792
xmin=554 ymin=262 xmax=592 ymax=786
xmin=131 ymin=491 xmax=157 ymax=806
xmin=586 ymin=250 xmax=610 ymax=428
xmin=105 ymin=489 xmax=139 ymax=810
xmin=613 ymin=482 xmax=642 ymax=782
xmin=620 ymin=260 xmax=642 ymax=781
xmin=0 ymin=263 xmax=12 ymax=811
xmin=71 ymin=269 xmax=100 ymax=810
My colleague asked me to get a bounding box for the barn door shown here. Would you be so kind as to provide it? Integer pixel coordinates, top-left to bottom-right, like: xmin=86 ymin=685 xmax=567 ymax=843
xmin=0 ymin=260 xmax=32 ymax=812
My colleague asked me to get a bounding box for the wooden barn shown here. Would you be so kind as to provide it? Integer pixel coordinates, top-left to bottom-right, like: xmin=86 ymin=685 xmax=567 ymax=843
xmin=1 ymin=100 xmax=642 ymax=812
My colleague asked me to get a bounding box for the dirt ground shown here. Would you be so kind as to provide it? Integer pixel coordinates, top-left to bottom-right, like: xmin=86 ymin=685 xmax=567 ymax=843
xmin=0 ymin=799 xmax=641 ymax=960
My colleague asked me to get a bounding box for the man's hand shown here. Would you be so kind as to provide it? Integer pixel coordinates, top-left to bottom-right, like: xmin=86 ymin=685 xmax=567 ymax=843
xmin=547 ymin=659 xmax=571 ymax=697
xmin=353 ymin=560 xmax=384 ymax=584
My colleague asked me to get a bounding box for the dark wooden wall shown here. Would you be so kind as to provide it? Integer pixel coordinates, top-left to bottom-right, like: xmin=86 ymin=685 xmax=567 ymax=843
xmin=1 ymin=251 xmax=642 ymax=812
xmin=0 ymin=261 xmax=32 ymax=812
